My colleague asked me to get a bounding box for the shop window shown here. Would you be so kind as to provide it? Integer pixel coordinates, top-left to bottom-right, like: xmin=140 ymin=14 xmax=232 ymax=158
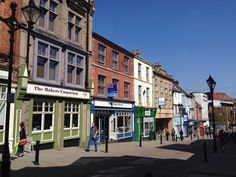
xmin=0 ymin=85 xmax=7 ymax=130
xmin=64 ymin=102 xmax=80 ymax=129
xmin=117 ymin=116 xmax=124 ymax=133
xmin=117 ymin=112 xmax=132 ymax=133
xmin=125 ymin=116 xmax=131 ymax=132
xmin=32 ymin=100 xmax=54 ymax=132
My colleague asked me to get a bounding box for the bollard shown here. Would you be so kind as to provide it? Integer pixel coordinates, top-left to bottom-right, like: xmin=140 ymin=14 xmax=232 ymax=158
xmin=139 ymin=134 xmax=142 ymax=147
xmin=191 ymin=134 xmax=192 ymax=140
xmin=203 ymin=142 xmax=208 ymax=162
xmin=34 ymin=140 xmax=40 ymax=165
xmin=105 ymin=135 xmax=108 ymax=153
xmin=160 ymin=134 xmax=162 ymax=144
xmin=175 ymin=135 xmax=178 ymax=142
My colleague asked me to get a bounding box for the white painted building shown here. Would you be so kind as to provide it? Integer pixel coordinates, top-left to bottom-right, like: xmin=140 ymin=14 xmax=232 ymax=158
xmin=133 ymin=54 xmax=155 ymax=139
xmin=192 ymin=92 xmax=209 ymax=122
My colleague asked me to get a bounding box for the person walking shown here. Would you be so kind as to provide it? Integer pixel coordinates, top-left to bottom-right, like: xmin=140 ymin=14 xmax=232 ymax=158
xmin=85 ymin=122 xmax=98 ymax=152
xmin=165 ymin=128 xmax=170 ymax=141
xmin=218 ymin=129 xmax=226 ymax=152
xmin=171 ymin=128 xmax=175 ymax=142
xmin=16 ymin=122 xmax=27 ymax=157
xmin=179 ymin=129 xmax=184 ymax=141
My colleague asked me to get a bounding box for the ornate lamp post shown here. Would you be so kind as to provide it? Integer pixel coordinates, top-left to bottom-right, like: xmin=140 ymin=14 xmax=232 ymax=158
xmin=206 ymin=75 xmax=217 ymax=153
xmin=178 ymin=103 xmax=183 ymax=131
xmin=0 ymin=1 xmax=41 ymax=177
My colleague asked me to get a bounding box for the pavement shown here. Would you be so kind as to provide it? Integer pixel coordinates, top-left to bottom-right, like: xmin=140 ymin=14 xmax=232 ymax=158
xmin=1 ymin=133 xmax=236 ymax=177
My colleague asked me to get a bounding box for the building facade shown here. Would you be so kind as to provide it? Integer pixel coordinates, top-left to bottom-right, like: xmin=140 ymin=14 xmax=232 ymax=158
xmin=91 ymin=32 xmax=135 ymax=142
xmin=12 ymin=0 xmax=95 ymax=151
xmin=133 ymin=53 xmax=156 ymax=140
xmin=153 ymin=62 xmax=173 ymax=133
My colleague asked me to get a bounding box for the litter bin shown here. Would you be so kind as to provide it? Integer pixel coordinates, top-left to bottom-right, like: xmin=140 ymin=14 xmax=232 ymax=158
xmin=149 ymin=131 xmax=156 ymax=140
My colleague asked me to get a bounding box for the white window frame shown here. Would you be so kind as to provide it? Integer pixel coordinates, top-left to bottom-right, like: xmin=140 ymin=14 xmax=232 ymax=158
xmin=64 ymin=50 xmax=85 ymax=88
xmin=98 ymin=44 xmax=106 ymax=65
xmin=33 ymin=39 xmax=61 ymax=84
xmin=64 ymin=102 xmax=80 ymax=131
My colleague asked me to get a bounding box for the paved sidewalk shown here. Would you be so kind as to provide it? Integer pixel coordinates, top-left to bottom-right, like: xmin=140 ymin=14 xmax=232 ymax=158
xmin=0 ymin=135 xmax=236 ymax=177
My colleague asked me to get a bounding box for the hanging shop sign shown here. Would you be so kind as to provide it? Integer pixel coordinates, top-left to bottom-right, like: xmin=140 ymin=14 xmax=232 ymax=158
xmin=108 ymin=83 xmax=118 ymax=97
xmin=27 ymin=84 xmax=90 ymax=99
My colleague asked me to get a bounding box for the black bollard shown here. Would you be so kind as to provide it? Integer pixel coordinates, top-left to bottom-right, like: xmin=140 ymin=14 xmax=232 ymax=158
xmin=175 ymin=135 xmax=178 ymax=142
xmin=34 ymin=140 xmax=40 ymax=165
xmin=160 ymin=134 xmax=162 ymax=144
xmin=191 ymin=134 xmax=192 ymax=140
xmin=105 ymin=135 xmax=108 ymax=153
xmin=139 ymin=134 xmax=142 ymax=147
xmin=203 ymin=142 xmax=208 ymax=162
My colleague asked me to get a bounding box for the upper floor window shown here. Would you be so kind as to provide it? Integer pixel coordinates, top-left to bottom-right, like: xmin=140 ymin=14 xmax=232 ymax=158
xmin=39 ymin=0 xmax=58 ymax=32
xmin=112 ymin=79 xmax=119 ymax=97
xmin=65 ymin=51 xmax=85 ymax=88
xmin=98 ymin=75 xmax=106 ymax=95
xmin=138 ymin=63 xmax=142 ymax=79
xmin=146 ymin=67 xmax=149 ymax=82
xmin=98 ymin=44 xmax=106 ymax=65
xmin=138 ymin=85 xmax=142 ymax=104
xmin=124 ymin=82 xmax=129 ymax=99
xmin=112 ymin=51 xmax=119 ymax=70
xmin=68 ymin=11 xmax=81 ymax=44
xmin=35 ymin=40 xmax=60 ymax=83
xmin=0 ymin=85 xmax=7 ymax=130
xmin=124 ymin=56 xmax=129 ymax=74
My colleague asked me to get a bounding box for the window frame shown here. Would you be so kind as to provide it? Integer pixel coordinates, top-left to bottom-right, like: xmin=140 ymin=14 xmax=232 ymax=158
xmin=33 ymin=39 xmax=61 ymax=84
xmin=124 ymin=56 xmax=129 ymax=74
xmin=64 ymin=102 xmax=80 ymax=130
xmin=98 ymin=44 xmax=106 ymax=65
xmin=138 ymin=63 xmax=142 ymax=79
xmin=64 ymin=50 xmax=86 ymax=88
xmin=98 ymin=75 xmax=106 ymax=96
xmin=112 ymin=51 xmax=119 ymax=70
xmin=124 ymin=82 xmax=130 ymax=99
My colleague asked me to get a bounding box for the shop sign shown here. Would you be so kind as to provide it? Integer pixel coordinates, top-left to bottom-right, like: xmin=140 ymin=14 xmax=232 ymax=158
xmin=145 ymin=110 xmax=151 ymax=116
xmin=0 ymin=70 xmax=8 ymax=79
xmin=94 ymin=100 xmax=132 ymax=108
xmin=158 ymin=98 xmax=165 ymax=106
xmin=108 ymin=83 xmax=118 ymax=97
xmin=144 ymin=117 xmax=153 ymax=122
xmin=27 ymin=84 xmax=90 ymax=99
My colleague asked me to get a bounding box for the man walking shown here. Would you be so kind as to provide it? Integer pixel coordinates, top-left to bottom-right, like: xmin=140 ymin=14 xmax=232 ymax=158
xmin=85 ymin=122 xmax=98 ymax=152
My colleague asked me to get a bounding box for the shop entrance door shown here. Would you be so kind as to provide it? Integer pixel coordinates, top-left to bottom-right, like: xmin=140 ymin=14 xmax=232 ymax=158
xmin=99 ymin=117 xmax=109 ymax=143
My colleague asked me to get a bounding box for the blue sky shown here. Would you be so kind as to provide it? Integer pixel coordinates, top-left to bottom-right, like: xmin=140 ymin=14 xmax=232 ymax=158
xmin=93 ymin=0 xmax=236 ymax=98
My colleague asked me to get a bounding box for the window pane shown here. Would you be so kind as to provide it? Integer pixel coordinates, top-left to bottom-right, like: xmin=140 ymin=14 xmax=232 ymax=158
xmin=75 ymin=27 xmax=80 ymax=43
xmin=72 ymin=114 xmax=78 ymax=127
xmin=49 ymin=60 xmax=58 ymax=80
xmin=49 ymin=13 xmax=55 ymax=32
xmin=77 ymin=55 xmax=83 ymax=67
xmin=98 ymin=44 xmax=106 ymax=64
xmin=50 ymin=46 xmax=58 ymax=59
xmin=39 ymin=11 xmax=46 ymax=27
xmin=0 ymin=86 xmax=6 ymax=129
xmin=38 ymin=42 xmax=48 ymax=56
xmin=76 ymin=68 xmax=82 ymax=85
xmin=50 ymin=1 xmax=57 ymax=12
xmin=112 ymin=51 xmax=118 ymax=69
xmin=68 ymin=53 xmax=74 ymax=64
xmin=64 ymin=114 xmax=70 ymax=128
xmin=37 ymin=57 xmax=47 ymax=78
xmin=44 ymin=114 xmax=52 ymax=130
xmin=68 ymin=23 xmax=73 ymax=40
xmin=67 ymin=65 xmax=73 ymax=83
xmin=32 ymin=114 xmax=42 ymax=131
xmin=117 ymin=116 xmax=123 ymax=133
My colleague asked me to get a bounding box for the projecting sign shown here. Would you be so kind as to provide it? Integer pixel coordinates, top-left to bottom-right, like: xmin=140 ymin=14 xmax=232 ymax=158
xmin=108 ymin=83 xmax=117 ymax=97
xmin=158 ymin=98 xmax=165 ymax=106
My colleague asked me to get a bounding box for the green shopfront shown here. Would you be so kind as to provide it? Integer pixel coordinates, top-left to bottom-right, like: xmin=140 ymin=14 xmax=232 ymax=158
xmin=14 ymin=68 xmax=90 ymax=151
xmin=135 ymin=107 xmax=157 ymax=140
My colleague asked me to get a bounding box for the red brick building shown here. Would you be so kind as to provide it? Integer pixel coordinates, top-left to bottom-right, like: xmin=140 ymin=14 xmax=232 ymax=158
xmin=90 ymin=32 xmax=135 ymax=142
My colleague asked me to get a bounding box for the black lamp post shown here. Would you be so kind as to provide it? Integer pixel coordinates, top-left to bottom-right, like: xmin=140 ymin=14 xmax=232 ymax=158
xmin=206 ymin=75 xmax=217 ymax=153
xmin=0 ymin=1 xmax=41 ymax=177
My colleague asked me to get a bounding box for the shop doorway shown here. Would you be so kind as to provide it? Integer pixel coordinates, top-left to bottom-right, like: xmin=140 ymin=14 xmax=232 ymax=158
xmin=98 ymin=116 xmax=109 ymax=143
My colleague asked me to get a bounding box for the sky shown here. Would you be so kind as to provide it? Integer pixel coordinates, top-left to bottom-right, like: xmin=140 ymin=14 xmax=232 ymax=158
xmin=93 ymin=0 xmax=236 ymax=98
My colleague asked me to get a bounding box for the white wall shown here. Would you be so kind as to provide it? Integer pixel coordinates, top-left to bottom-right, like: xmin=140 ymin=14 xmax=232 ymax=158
xmin=133 ymin=57 xmax=153 ymax=107
xmin=192 ymin=93 xmax=209 ymax=121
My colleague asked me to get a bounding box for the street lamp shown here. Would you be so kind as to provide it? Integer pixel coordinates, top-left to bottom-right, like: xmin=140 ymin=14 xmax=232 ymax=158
xmin=0 ymin=1 xmax=41 ymax=177
xmin=206 ymin=75 xmax=217 ymax=153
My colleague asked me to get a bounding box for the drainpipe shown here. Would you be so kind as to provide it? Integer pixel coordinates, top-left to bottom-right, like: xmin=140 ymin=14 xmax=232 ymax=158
xmin=85 ymin=0 xmax=91 ymax=89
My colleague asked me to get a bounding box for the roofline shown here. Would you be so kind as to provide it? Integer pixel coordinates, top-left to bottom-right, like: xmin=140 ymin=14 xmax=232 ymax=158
xmin=92 ymin=32 xmax=135 ymax=58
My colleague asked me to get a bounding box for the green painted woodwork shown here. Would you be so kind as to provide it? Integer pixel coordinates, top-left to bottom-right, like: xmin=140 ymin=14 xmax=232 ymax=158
xmin=32 ymin=133 xmax=41 ymax=142
xmin=53 ymin=100 xmax=59 ymax=148
xmin=0 ymin=131 xmax=3 ymax=144
xmin=64 ymin=130 xmax=71 ymax=137
xmin=72 ymin=129 xmax=79 ymax=136
xmin=43 ymin=132 xmax=53 ymax=140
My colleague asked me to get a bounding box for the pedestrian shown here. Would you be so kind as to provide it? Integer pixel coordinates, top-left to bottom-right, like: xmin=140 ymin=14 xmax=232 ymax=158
xmin=179 ymin=129 xmax=184 ymax=141
xmin=85 ymin=122 xmax=98 ymax=152
xmin=218 ymin=129 xmax=226 ymax=152
xmin=171 ymin=128 xmax=175 ymax=142
xmin=189 ymin=128 xmax=192 ymax=139
xmin=16 ymin=122 xmax=27 ymax=157
xmin=165 ymin=128 xmax=170 ymax=141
